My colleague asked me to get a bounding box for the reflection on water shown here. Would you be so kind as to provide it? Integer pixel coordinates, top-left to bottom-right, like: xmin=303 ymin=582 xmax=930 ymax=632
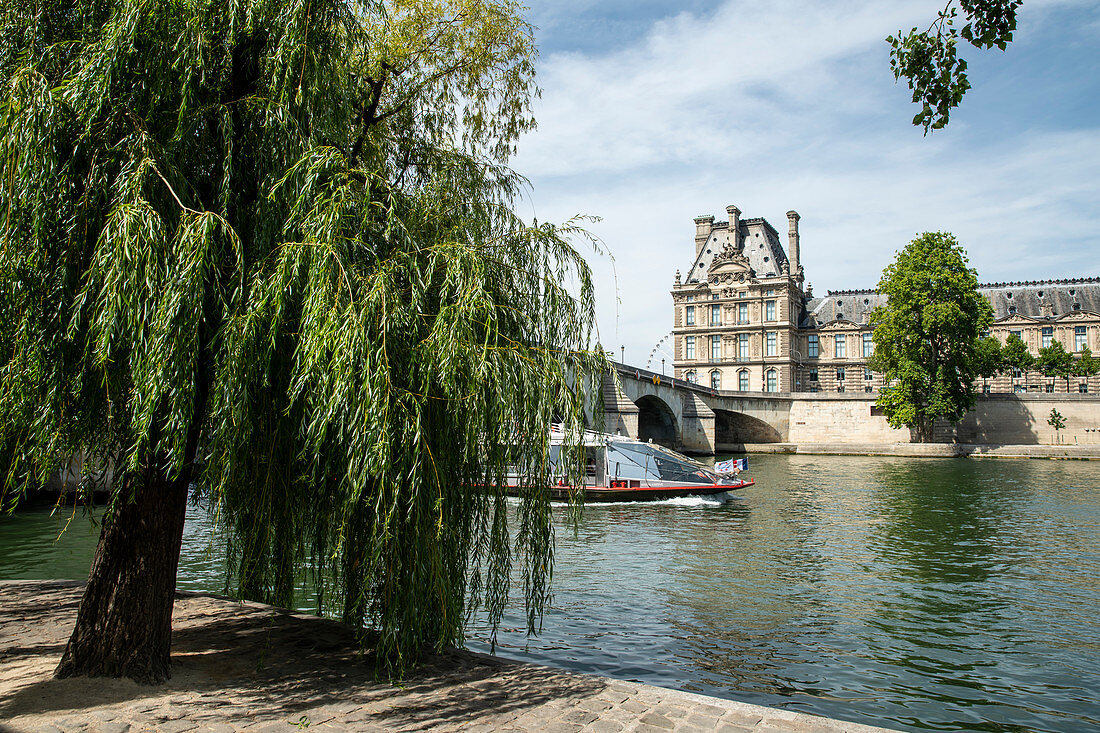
xmin=466 ymin=455 xmax=1100 ymax=733
xmin=2 ymin=456 xmax=1099 ymax=733
xmin=0 ymin=499 xmax=103 ymax=581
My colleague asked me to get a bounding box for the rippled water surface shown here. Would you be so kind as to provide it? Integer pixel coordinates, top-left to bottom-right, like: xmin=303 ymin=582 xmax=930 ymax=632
xmin=3 ymin=455 xmax=1099 ymax=732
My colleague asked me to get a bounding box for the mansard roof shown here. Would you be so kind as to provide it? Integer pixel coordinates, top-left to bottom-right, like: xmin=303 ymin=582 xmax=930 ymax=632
xmin=981 ymin=278 xmax=1100 ymax=320
xmin=684 ymin=218 xmax=788 ymax=284
xmin=799 ymin=277 xmax=1100 ymax=328
xmin=801 ymin=291 xmax=887 ymax=328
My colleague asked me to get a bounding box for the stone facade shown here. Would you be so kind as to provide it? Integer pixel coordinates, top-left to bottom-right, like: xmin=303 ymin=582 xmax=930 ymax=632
xmin=671 ymin=206 xmax=1100 ymax=394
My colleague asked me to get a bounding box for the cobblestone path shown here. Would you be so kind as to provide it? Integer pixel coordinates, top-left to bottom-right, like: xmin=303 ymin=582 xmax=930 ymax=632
xmin=0 ymin=581 xmax=899 ymax=733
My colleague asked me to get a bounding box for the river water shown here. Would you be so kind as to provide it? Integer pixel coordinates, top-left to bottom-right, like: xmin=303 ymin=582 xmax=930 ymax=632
xmin=2 ymin=455 xmax=1098 ymax=732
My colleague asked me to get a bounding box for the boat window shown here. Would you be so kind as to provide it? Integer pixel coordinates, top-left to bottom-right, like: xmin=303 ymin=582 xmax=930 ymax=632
xmin=546 ymin=444 xmax=588 ymax=481
xmin=608 ymin=442 xmax=717 ymax=485
xmin=584 ymin=446 xmax=605 ymax=486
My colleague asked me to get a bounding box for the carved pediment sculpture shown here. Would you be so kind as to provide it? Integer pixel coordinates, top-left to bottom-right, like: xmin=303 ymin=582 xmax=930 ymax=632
xmin=999 ymin=314 xmax=1039 ymax=325
xmin=708 ymin=242 xmax=754 ymax=277
xmin=821 ymin=319 xmax=859 ymax=330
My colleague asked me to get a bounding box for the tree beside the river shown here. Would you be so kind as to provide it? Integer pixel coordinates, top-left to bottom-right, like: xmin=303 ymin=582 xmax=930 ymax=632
xmin=0 ymin=0 xmax=605 ymax=684
xmin=869 ymin=232 xmax=994 ymax=441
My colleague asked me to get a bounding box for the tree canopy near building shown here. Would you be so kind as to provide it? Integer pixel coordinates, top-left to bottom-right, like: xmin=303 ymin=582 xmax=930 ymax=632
xmin=1003 ymin=333 xmax=1036 ymax=378
xmin=1075 ymin=346 xmax=1100 ymax=386
xmin=972 ymin=335 xmax=1004 ymax=389
xmin=0 ymin=0 xmax=606 ymax=684
xmin=869 ymin=232 xmax=994 ymax=440
xmin=1037 ymin=340 xmax=1074 ymax=391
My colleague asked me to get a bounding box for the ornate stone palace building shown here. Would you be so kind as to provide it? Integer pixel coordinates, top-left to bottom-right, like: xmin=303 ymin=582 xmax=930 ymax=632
xmin=671 ymin=205 xmax=1100 ymax=394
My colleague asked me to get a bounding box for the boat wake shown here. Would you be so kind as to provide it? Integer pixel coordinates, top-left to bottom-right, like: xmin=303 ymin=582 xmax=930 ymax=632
xmin=551 ymin=492 xmax=740 ymax=508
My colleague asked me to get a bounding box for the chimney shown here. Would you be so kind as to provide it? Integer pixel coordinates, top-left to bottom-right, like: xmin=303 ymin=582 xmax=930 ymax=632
xmin=694 ymin=215 xmax=714 ymax=257
xmin=786 ymin=210 xmax=800 ymax=275
xmin=726 ymin=205 xmax=741 ymax=249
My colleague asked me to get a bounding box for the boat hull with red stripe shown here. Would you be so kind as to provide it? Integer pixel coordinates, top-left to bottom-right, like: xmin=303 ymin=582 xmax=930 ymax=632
xmin=543 ymin=478 xmax=753 ymax=503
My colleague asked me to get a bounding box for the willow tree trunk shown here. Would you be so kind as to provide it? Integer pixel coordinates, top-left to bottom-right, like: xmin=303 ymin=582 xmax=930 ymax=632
xmin=54 ymin=465 xmax=190 ymax=684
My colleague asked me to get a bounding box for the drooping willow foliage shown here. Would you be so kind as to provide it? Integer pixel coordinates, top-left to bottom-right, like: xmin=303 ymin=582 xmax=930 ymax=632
xmin=0 ymin=0 xmax=607 ymax=668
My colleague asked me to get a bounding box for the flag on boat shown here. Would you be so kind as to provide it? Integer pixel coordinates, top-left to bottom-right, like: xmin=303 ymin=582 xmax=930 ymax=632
xmin=713 ymin=457 xmax=746 ymax=474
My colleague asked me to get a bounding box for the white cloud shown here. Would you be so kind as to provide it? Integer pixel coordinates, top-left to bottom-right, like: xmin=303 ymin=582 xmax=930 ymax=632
xmin=514 ymin=0 xmax=1100 ymax=365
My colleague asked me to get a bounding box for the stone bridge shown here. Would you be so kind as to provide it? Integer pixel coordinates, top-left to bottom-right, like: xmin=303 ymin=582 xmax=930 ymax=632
xmin=600 ymin=363 xmax=792 ymax=454
xmin=598 ymin=363 xmax=1100 ymax=455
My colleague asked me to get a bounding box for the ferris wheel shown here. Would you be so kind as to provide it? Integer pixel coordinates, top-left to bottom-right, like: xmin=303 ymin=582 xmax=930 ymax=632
xmin=647 ymin=331 xmax=675 ymax=372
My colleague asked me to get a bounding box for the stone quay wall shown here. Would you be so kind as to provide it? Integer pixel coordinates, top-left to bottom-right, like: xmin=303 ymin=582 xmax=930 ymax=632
xmin=723 ymin=393 xmax=1100 ymax=451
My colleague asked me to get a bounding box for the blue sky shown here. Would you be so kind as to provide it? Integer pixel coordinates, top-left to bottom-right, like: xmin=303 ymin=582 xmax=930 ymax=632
xmin=507 ymin=0 xmax=1100 ymax=367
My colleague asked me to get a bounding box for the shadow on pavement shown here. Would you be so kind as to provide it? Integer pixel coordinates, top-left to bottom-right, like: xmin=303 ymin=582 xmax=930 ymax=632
xmin=0 ymin=582 xmax=605 ymax=728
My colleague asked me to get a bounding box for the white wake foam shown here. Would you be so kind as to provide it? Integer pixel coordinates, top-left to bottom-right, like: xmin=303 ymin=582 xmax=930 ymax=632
xmin=551 ymin=492 xmax=738 ymax=508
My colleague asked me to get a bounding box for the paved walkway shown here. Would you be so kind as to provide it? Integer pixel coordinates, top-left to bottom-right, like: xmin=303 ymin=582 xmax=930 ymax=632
xmin=0 ymin=580 xmax=900 ymax=733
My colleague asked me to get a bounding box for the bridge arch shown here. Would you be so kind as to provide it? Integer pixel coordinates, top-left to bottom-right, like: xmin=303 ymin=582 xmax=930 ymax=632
xmin=714 ymin=408 xmax=782 ymax=445
xmin=635 ymin=395 xmax=679 ymax=448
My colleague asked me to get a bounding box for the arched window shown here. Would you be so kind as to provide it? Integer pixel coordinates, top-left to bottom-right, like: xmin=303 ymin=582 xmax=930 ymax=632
xmin=685 ymin=370 xmax=697 ymax=384
xmin=738 ymin=370 xmax=749 ymax=391
xmin=766 ymin=369 xmax=778 ymax=393
xmin=711 ymin=370 xmax=721 ymax=389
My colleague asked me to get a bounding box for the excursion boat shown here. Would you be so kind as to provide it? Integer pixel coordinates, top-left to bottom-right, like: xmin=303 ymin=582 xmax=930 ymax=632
xmin=508 ymin=428 xmax=753 ymax=502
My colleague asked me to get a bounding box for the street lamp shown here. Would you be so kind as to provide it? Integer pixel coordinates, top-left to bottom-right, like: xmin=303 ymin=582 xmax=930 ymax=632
xmin=620 ymin=345 xmax=625 ymax=363
xmin=661 ymin=358 xmax=665 ymax=376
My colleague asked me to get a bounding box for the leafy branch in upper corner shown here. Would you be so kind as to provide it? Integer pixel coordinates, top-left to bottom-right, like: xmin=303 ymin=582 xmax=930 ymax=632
xmin=887 ymin=0 xmax=1023 ymax=133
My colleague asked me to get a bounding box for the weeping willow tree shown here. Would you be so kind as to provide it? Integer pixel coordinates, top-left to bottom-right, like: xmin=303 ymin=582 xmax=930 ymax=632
xmin=0 ymin=0 xmax=607 ymax=683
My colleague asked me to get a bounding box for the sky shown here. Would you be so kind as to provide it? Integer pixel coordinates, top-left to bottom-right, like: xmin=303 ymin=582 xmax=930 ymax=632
xmin=505 ymin=0 xmax=1100 ymax=368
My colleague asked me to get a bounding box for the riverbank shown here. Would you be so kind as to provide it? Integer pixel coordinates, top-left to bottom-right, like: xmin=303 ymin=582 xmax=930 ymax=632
xmin=723 ymin=442 xmax=1100 ymax=459
xmin=0 ymin=580 xmax=899 ymax=733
